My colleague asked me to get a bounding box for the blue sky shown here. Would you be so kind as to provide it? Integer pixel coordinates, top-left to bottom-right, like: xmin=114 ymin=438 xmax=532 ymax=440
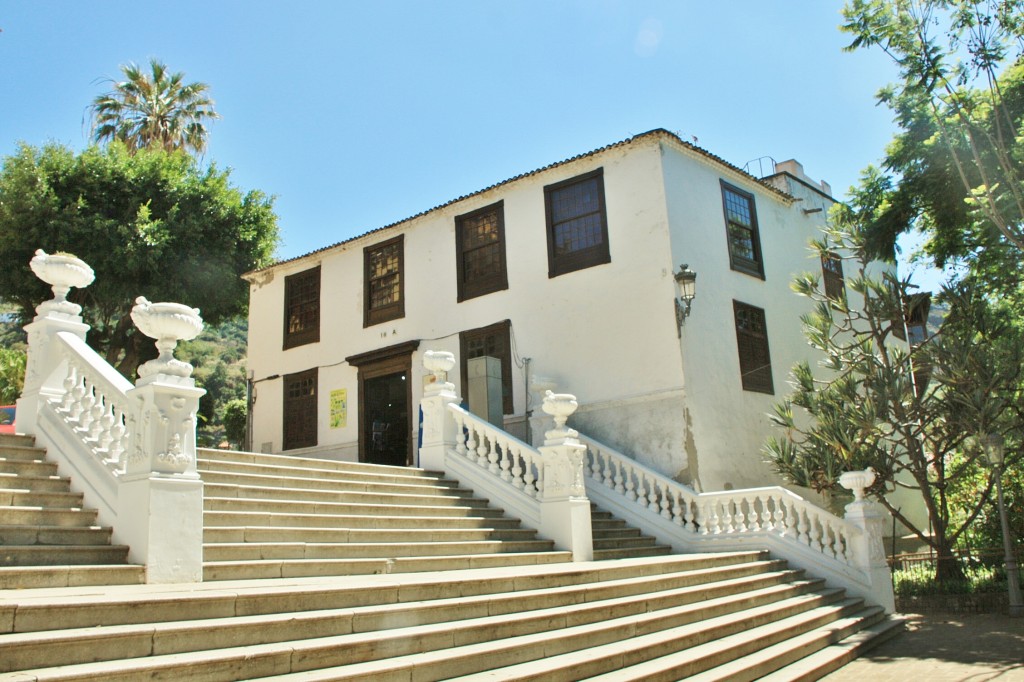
xmin=1 ymin=1 xmax=937 ymax=283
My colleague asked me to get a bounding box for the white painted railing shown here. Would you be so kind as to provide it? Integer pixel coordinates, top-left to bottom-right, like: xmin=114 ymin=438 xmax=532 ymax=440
xmin=419 ymin=351 xmax=593 ymax=560
xmin=16 ymin=250 xmax=206 ymax=583
xmin=580 ymin=433 xmax=895 ymax=612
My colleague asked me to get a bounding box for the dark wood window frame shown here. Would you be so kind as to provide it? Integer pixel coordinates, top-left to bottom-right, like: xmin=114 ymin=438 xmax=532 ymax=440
xmin=364 ymin=235 xmax=405 ymax=327
xmin=282 ymin=266 xmax=321 ymax=350
xmin=821 ymin=252 xmax=846 ymax=305
xmin=544 ymin=168 xmax=611 ymax=278
xmin=733 ymin=301 xmax=774 ymax=394
xmin=459 ymin=320 xmax=514 ymax=415
xmin=455 ymin=201 xmax=508 ymax=302
xmin=282 ymin=368 xmax=318 ymax=451
xmin=720 ymin=181 xmax=765 ymax=279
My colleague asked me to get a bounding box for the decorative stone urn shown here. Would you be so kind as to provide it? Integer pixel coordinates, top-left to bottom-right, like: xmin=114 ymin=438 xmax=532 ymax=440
xmin=423 ymin=350 xmax=456 ymax=387
xmin=29 ymin=249 xmax=95 ymax=316
xmin=131 ymin=297 xmax=204 ymax=379
xmin=542 ymin=390 xmax=579 ymax=433
xmin=839 ymin=468 xmax=876 ymax=507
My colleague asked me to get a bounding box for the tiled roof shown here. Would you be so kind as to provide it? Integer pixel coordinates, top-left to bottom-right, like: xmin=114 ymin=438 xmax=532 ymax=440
xmin=246 ymin=128 xmax=794 ymax=276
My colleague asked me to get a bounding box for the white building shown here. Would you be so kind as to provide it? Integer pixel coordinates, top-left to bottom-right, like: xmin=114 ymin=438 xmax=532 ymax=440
xmin=244 ymin=129 xmax=840 ymax=494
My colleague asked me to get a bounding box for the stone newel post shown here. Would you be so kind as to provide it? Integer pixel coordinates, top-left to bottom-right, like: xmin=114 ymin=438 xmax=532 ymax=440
xmin=840 ymin=468 xmax=896 ymax=612
xmin=122 ymin=296 xmax=206 ymax=583
xmin=419 ymin=351 xmax=460 ymax=472
xmin=16 ymin=250 xmax=95 ymax=435
xmin=538 ymin=391 xmax=593 ymax=561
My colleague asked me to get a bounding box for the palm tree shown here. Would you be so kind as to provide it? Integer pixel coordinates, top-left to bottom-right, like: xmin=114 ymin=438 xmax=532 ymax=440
xmin=90 ymin=59 xmax=220 ymax=155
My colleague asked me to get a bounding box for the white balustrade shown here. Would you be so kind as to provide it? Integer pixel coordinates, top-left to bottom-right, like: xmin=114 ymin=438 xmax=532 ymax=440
xmin=16 ymin=249 xmax=206 ymax=583
xmin=580 ymin=433 xmax=894 ymax=612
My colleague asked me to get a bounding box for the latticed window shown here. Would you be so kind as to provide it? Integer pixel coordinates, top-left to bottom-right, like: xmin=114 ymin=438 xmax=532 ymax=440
xmin=460 ymin=320 xmax=513 ymax=414
xmin=283 ymin=266 xmax=320 ymax=350
xmin=821 ymin=252 xmax=845 ymax=304
xmin=364 ymin=236 xmax=404 ymax=326
xmin=545 ymin=169 xmax=610 ymax=277
xmin=456 ymin=202 xmax=508 ymax=301
xmin=733 ymin=301 xmax=774 ymax=394
xmin=721 ymin=182 xmax=763 ymax=278
xmin=283 ymin=368 xmax=317 ymax=450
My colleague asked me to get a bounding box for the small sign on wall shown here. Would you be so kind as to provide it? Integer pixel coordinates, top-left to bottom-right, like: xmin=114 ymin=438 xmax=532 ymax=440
xmin=329 ymin=389 xmax=347 ymax=429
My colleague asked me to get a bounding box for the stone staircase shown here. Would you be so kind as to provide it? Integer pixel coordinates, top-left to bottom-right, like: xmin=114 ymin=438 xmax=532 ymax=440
xmin=0 ymin=434 xmax=144 ymax=589
xmin=0 ymin=439 xmax=901 ymax=680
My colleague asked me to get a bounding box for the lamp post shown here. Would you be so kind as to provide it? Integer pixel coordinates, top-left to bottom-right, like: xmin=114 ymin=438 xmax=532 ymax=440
xmin=983 ymin=434 xmax=1024 ymax=617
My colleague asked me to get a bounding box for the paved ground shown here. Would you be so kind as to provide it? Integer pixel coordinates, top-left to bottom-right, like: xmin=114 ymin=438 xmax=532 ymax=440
xmin=822 ymin=612 xmax=1024 ymax=681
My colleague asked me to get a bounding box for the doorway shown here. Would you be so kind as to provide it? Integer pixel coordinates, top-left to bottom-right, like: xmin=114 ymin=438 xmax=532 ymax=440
xmin=346 ymin=340 xmax=419 ymax=467
xmin=363 ymin=370 xmax=409 ymax=466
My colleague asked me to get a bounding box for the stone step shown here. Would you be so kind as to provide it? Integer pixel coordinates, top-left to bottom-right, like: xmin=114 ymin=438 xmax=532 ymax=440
xmin=0 ymin=473 xmax=70 ymax=493
xmin=0 ymin=544 xmax=131 ymax=567
xmin=198 ymin=449 xmax=443 ymax=480
xmin=0 ymin=553 xmax=789 ymax=674
xmin=754 ymin=615 xmax=904 ymax=682
xmin=243 ymin=589 xmax=854 ymax=681
xmin=0 ymin=444 xmax=48 ymax=461
xmin=201 ymin=478 xmax=467 ymax=504
xmin=590 ymin=527 xmax=642 ymax=539
xmin=0 ymin=458 xmax=58 ymax=477
xmin=594 ymin=545 xmax=673 ymax=560
xmin=204 ymin=512 xmax=523 ymax=532
xmin=1 ymin=553 xmax=766 ymax=633
xmin=203 ymin=538 xmax=558 ymax=562
xmin=593 ymin=535 xmax=661 ymax=550
xmin=204 ymin=525 xmax=538 ymax=544
xmin=0 ymin=488 xmax=84 ymax=508
xmin=0 ymin=433 xmax=35 ymax=448
xmin=0 ymin=524 xmax=113 ymax=546
xmin=203 ymin=550 xmax=574 ymax=581
xmin=0 ymin=506 xmax=97 ymax=527
xmin=0 ymin=564 xmax=145 ymax=590
xmin=198 ymin=458 xmax=461 ymax=489
xmin=203 ymin=493 xmax=493 ymax=516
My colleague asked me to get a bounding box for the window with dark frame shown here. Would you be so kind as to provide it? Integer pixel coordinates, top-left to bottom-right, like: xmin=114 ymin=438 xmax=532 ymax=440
xmin=283 ymin=266 xmax=320 ymax=350
xmin=544 ymin=169 xmax=611 ymax=277
xmin=282 ymin=368 xmax=317 ymax=451
xmin=364 ymin=235 xmax=404 ymax=327
xmin=455 ymin=201 xmax=508 ymax=301
xmin=459 ymin=320 xmax=513 ymax=415
xmin=821 ymin=252 xmax=846 ymax=304
xmin=733 ymin=301 xmax=774 ymax=394
xmin=721 ymin=181 xmax=764 ymax=278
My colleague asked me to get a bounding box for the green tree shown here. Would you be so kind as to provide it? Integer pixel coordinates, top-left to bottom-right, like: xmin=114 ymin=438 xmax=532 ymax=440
xmin=222 ymin=398 xmax=248 ymax=450
xmin=765 ymin=179 xmax=1024 ymax=581
xmin=0 ymin=347 xmax=26 ymax=405
xmin=90 ymin=59 xmax=220 ymax=155
xmin=841 ymin=1 xmax=1024 ymax=276
xmin=0 ymin=142 xmax=278 ymax=378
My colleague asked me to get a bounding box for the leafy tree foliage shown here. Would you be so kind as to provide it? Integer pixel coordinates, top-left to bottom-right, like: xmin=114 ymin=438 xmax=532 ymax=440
xmin=222 ymin=398 xmax=248 ymax=450
xmin=0 ymin=348 xmax=26 ymax=405
xmin=841 ymin=1 xmax=1024 ymax=287
xmin=0 ymin=142 xmax=278 ymax=378
xmin=765 ymin=181 xmax=1024 ymax=581
xmin=90 ymin=59 xmax=220 ymax=155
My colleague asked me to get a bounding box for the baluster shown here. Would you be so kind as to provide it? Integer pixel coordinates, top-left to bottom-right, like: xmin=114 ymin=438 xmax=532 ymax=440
xmin=797 ymin=508 xmax=810 ymax=544
xmin=774 ymin=496 xmax=788 ymax=534
xmin=487 ymin=435 xmax=499 ymax=474
xmin=465 ymin=423 xmax=478 ymax=462
xmin=523 ymin=455 xmax=536 ymax=497
xmin=709 ymin=501 xmax=722 ymax=534
xmin=646 ymin=475 xmax=660 ymax=513
xmin=761 ymin=495 xmax=774 ymax=531
xmin=588 ymin=449 xmax=600 ymax=480
xmin=613 ymin=460 xmax=625 ymax=495
xmin=98 ymin=402 xmax=116 ymax=451
xmin=58 ymin=367 xmax=78 ymax=414
xmin=625 ymin=465 xmax=637 ymax=501
xmin=809 ymin=515 xmax=823 ymax=552
xmin=661 ymin=484 xmax=673 ymax=519
xmin=603 ymin=453 xmax=615 ymax=489
xmin=87 ymin=393 xmax=106 ymax=443
xmin=822 ymin=523 xmax=837 ymax=559
xmin=683 ymin=497 xmax=697 ymax=532
xmin=454 ymin=413 xmax=467 ymax=455
xmin=77 ymin=385 xmax=97 ymax=433
xmin=511 ymin=448 xmax=524 ymax=489
xmin=476 ymin=430 xmax=489 ymax=467
xmin=67 ymin=375 xmax=88 ymax=421
xmin=499 ymin=443 xmax=512 ymax=482
xmin=107 ymin=410 xmax=126 ymax=467
xmin=746 ymin=494 xmax=760 ymax=531
xmin=533 ymin=456 xmax=544 ymax=497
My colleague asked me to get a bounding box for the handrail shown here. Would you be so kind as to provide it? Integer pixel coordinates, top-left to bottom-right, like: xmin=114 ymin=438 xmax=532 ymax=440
xmin=579 ymin=432 xmax=894 ymax=611
xmin=449 ymin=403 xmax=546 ymax=498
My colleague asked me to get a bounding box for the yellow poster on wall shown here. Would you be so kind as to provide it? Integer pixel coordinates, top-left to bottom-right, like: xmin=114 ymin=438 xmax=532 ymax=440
xmin=329 ymin=389 xmax=347 ymax=429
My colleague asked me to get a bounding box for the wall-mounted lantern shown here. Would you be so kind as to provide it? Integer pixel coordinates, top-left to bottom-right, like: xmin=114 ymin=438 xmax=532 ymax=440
xmin=675 ymin=264 xmax=697 ymax=328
